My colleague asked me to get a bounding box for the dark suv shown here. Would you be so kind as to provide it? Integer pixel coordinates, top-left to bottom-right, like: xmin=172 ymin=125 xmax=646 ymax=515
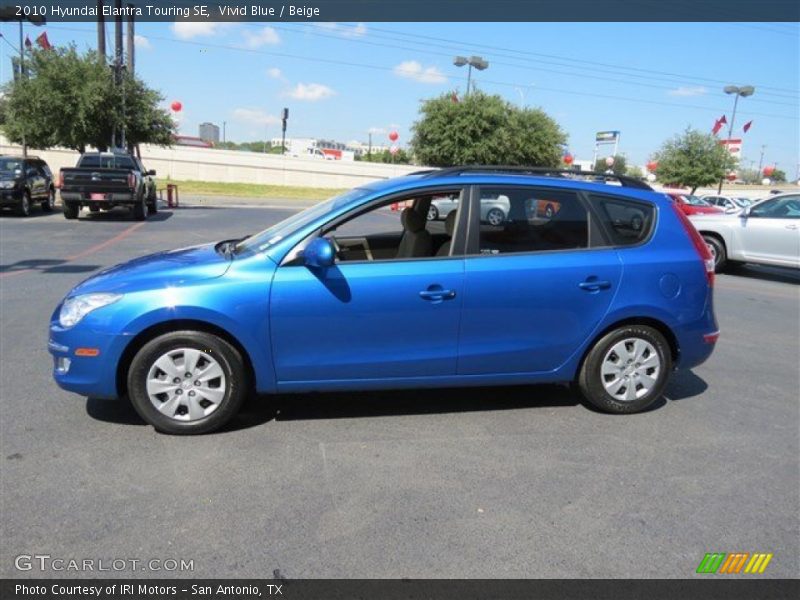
xmin=0 ymin=156 xmax=56 ymax=216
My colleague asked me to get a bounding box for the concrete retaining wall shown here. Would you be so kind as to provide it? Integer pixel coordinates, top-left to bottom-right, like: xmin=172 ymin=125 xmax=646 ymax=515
xmin=0 ymin=136 xmax=421 ymax=189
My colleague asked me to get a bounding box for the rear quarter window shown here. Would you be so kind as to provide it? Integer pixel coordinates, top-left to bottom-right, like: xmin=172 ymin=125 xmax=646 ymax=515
xmin=590 ymin=194 xmax=655 ymax=246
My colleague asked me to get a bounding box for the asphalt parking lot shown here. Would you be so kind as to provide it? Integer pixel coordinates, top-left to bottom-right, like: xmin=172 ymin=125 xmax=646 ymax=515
xmin=1 ymin=202 xmax=798 ymax=579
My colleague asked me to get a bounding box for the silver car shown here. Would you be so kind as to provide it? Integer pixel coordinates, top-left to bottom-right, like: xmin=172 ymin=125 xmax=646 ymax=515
xmin=689 ymin=193 xmax=800 ymax=271
xmin=428 ymin=193 xmax=510 ymax=226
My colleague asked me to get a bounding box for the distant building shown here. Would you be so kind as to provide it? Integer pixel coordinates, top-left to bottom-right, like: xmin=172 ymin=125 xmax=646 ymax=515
xmin=198 ymin=122 xmax=220 ymax=145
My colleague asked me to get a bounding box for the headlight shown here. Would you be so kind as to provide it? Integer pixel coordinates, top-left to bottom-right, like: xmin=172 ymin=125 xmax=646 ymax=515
xmin=0 ymin=181 xmax=17 ymax=189
xmin=59 ymin=293 xmax=123 ymax=328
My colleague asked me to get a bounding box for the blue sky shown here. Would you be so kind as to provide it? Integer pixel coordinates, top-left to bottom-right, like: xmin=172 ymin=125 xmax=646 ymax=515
xmin=2 ymin=21 xmax=798 ymax=173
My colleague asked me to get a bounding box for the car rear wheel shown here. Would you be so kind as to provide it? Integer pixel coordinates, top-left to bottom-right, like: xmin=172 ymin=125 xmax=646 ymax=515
xmin=131 ymin=194 xmax=146 ymax=221
xmin=127 ymin=331 xmax=248 ymax=435
xmin=486 ymin=208 xmax=505 ymax=226
xmin=577 ymin=325 xmax=671 ymax=414
xmin=427 ymin=205 xmax=438 ymax=221
xmin=147 ymin=193 xmax=158 ymax=215
xmin=42 ymin=188 xmax=55 ymax=212
xmin=17 ymin=191 xmax=31 ymax=217
xmin=702 ymin=234 xmax=726 ymax=271
xmin=63 ymin=201 xmax=79 ymax=219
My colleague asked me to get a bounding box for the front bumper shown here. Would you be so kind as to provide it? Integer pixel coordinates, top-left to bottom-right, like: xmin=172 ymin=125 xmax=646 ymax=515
xmin=0 ymin=189 xmax=23 ymax=205
xmin=49 ymin=323 xmax=131 ymax=399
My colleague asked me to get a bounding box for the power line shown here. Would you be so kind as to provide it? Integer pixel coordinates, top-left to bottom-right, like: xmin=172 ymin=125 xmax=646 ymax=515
xmin=40 ymin=23 xmax=798 ymax=122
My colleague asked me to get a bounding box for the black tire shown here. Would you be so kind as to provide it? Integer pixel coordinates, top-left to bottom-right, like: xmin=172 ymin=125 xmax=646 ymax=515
xmin=147 ymin=194 xmax=158 ymax=215
xmin=41 ymin=188 xmax=55 ymax=212
xmin=427 ymin=205 xmax=438 ymax=221
xmin=89 ymin=205 xmax=100 ymax=213
xmin=131 ymin=194 xmax=146 ymax=221
xmin=702 ymin=234 xmax=726 ymax=271
xmin=577 ymin=325 xmax=672 ymax=414
xmin=17 ymin=191 xmax=31 ymax=217
xmin=127 ymin=331 xmax=248 ymax=435
xmin=63 ymin=201 xmax=79 ymax=220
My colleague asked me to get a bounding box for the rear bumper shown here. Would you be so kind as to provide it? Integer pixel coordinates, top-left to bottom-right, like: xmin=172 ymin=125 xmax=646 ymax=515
xmin=60 ymin=191 xmax=137 ymax=204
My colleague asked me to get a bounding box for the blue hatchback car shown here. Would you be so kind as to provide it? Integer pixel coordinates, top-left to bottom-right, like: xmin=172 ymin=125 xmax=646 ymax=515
xmin=49 ymin=167 xmax=719 ymax=434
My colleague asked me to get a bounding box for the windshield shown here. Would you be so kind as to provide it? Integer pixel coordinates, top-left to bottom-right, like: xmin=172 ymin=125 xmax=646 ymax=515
xmin=235 ymin=188 xmax=370 ymax=254
xmin=0 ymin=158 xmax=23 ymax=173
xmin=682 ymin=195 xmax=711 ymax=206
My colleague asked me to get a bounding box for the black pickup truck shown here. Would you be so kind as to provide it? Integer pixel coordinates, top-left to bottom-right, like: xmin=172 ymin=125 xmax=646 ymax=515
xmin=59 ymin=151 xmax=157 ymax=220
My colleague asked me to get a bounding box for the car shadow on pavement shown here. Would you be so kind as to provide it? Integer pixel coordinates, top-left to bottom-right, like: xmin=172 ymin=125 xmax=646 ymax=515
xmin=663 ymin=369 xmax=708 ymax=402
xmin=0 ymin=258 xmax=100 ymax=275
xmin=79 ymin=209 xmax=174 ymax=222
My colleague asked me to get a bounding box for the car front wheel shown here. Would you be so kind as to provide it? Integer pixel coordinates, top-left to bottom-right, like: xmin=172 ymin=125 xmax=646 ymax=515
xmin=127 ymin=331 xmax=248 ymax=434
xmin=42 ymin=188 xmax=55 ymax=212
xmin=17 ymin=191 xmax=31 ymax=217
xmin=577 ymin=325 xmax=671 ymax=414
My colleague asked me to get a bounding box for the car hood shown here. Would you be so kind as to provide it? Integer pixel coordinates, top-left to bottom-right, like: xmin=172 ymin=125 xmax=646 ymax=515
xmin=69 ymin=243 xmax=232 ymax=295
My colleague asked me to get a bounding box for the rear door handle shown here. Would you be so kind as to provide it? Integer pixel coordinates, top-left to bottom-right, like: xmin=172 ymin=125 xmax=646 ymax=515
xmin=579 ymin=280 xmax=612 ymax=292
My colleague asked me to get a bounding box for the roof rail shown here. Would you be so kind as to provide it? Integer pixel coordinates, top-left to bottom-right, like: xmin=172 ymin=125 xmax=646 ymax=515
xmin=420 ymin=165 xmax=654 ymax=191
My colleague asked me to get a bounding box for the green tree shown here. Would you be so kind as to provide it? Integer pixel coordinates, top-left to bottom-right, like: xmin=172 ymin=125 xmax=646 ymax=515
xmin=0 ymin=45 xmax=175 ymax=153
xmin=593 ymin=155 xmax=628 ymax=176
xmin=357 ymin=149 xmax=412 ymax=164
xmin=770 ymin=168 xmax=787 ymax=183
xmin=410 ymin=91 xmax=566 ymax=167
xmin=653 ymin=128 xmax=736 ymax=194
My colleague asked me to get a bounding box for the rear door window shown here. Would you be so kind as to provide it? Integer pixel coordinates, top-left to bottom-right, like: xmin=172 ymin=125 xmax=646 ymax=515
xmin=589 ymin=194 xmax=655 ymax=246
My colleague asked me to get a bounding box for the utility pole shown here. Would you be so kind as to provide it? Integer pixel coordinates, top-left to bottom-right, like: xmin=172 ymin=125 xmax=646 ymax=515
xmin=126 ymin=4 xmax=134 ymax=74
xmin=222 ymin=121 xmax=226 ymax=143
xmin=281 ymin=108 xmax=289 ymax=155
xmin=111 ymin=0 xmax=124 ymax=149
xmin=757 ymin=145 xmax=766 ymax=173
xmin=97 ymin=0 xmax=105 ymax=60
xmin=18 ymin=21 xmax=26 ymax=157
xmin=368 ymin=132 xmax=372 ymax=157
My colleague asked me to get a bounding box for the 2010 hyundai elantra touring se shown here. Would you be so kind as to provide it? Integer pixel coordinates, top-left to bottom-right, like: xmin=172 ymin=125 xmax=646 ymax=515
xmin=50 ymin=167 xmax=719 ymax=434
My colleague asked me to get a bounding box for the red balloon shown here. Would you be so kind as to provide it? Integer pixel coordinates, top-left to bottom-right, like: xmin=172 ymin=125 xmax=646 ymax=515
xmin=727 ymin=172 xmax=737 ymax=181
xmin=763 ymin=165 xmax=775 ymax=177
xmin=171 ymin=101 xmax=182 ymax=112
xmin=388 ymin=131 xmax=399 ymax=142
xmin=563 ymin=154 xmax=574 ymax=165
xmin=646 ymin=160 xmax=658 ymax=171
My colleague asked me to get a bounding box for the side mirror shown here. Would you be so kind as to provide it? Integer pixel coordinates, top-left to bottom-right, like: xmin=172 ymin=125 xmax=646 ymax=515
xmin=147 ymin=169 xmax=157 ymax=176
xmin=741 ymin=207 xmax=751 ymax=218
xmin=303 ymin=237 xmax=335 ymax=269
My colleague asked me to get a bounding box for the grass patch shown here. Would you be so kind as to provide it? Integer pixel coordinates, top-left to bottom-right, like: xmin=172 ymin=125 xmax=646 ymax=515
xmin=160 ymin=179 xmax=346 ymax=200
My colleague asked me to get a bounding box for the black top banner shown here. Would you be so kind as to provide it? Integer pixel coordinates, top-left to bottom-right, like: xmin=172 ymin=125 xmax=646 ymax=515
xmin=1 ymin=0 xmax=799 ymax=22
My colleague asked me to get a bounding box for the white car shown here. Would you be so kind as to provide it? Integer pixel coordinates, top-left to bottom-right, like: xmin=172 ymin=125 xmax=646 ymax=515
xmin=701 ymin=194 xmax=757 ymax=214
xmin=689 ymin=193 xmax=800 ymax=271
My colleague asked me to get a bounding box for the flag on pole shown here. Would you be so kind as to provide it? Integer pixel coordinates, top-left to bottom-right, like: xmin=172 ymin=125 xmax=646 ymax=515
xmin=711 ymin=119 xmax=723 ymax=135
xmin=24 ymin=35 xmax=32 ymax=49
xmin=718 ymin=115 xmax=727 ymax=125
xmin=743 ymin=120 xmax=753 ymax=133
xmin=35 ymin=32 xmax=52 ymax=50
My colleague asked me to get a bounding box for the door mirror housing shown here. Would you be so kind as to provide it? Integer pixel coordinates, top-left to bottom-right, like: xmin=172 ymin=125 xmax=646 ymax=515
xmin=303 ymin=237 xmax=335 ymax=268
xmin=741 ymin=206 xmax=751 ymax=218
xmin=147 ymin=169 xmax=157 ymax=176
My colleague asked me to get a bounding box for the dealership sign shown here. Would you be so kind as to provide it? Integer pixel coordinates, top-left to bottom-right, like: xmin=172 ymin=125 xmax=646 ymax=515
xmin=595 ymin=131 xmax=620 ymax=144
xmin=719 ymin=139 xmax=743 ymax=155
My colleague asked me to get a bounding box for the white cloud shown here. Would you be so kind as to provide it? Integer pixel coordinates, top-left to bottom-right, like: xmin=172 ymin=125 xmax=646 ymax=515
xmin=171 ymin=22 xmax=227 ymax=40
xmin=668 ymin=86 xmax=708 ymax=97
xmin=134 ymin=35 xmax=152 ymax=50
xmin=393 ymin=61 xmax=447 ymax=84
xmin=243 ymin=27 xmax=280 ymax=48
xmin=286 ymin=83 xmax=336 ymax=101
xmin=266 ymin=67 xmax=283 ymax=80
xmin=232 ymin=108 xmax=280 ymax=126
xmin=313 ymin=22 xmax=367 ymax=37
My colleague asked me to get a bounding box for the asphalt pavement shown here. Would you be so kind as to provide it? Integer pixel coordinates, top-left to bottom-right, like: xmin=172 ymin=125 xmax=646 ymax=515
xmin=0 ymin=201 xmax=798 ymax=579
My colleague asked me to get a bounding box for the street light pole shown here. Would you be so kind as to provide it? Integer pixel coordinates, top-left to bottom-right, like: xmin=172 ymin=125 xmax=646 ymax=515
xmin=717 ymin=84 xmax=755 ymax=193
xmin=18 ymin=21 xmax=26 ymax=157
xmin=453 ymin=55 xmax=488 ymax=97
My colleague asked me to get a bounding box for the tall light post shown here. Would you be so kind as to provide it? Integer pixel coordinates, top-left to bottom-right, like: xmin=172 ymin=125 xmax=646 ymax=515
xmin=717 ymin=84 xmax=755 ymax=193
xmin=453 ymin=55 xmax=489 ymax=96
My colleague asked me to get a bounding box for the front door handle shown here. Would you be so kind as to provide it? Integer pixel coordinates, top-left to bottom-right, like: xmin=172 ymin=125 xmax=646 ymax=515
xmin=579 ymin=279 xmax=612 ymax=292
xmin=419 ymin=288 xmax=457 ymax=302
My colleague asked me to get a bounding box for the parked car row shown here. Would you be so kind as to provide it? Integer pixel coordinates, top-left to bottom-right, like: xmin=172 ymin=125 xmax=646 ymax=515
xmin=1 ymin=151 xmax=158 ymax=221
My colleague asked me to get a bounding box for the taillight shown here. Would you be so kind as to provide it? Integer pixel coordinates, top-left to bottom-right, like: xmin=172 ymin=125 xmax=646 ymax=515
xmin=58 ymin=171 xmax=64 ymax=188
xmin=128 ymin=173 xmax=136 ymax=189
xmin=671 ymin=202 xmax=715 ymax=286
